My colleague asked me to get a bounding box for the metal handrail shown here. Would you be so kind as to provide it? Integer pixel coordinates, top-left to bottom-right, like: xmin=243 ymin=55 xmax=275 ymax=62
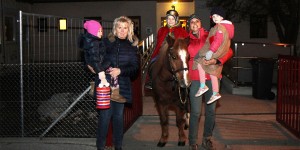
xmin=138 ymin=34 xmax=155 ymax=75
xmin=223 ymin=42 xmax=294 ymax=87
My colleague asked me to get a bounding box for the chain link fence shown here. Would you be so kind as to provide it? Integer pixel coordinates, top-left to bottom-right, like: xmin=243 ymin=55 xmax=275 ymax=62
xmin=0 ymin=11 xmax=143 ymax=138
xmin=0 ymin=63 xmax=95 ymax=137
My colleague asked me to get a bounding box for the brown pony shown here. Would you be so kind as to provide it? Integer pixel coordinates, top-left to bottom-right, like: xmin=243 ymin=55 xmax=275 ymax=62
xmin=149 ymin=35 xmax=191 ymax=147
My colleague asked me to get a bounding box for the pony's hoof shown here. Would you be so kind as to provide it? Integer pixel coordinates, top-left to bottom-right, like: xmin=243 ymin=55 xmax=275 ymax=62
xmin=157 ymin=142 xmax=166 ymax=147
xmin=178 ymin=141 xmax=185 ymax=146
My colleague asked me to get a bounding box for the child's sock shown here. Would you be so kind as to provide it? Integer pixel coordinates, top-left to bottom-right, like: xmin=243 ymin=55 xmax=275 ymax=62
xmin=213 ymin=92 xmax=218 ymax=96
xmin=200 ymin=83 xmax=205 ymax=89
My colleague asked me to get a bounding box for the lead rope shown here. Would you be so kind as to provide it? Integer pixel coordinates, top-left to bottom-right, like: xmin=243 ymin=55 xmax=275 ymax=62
xmin=178 ymin=86 xmax=188 ymax=104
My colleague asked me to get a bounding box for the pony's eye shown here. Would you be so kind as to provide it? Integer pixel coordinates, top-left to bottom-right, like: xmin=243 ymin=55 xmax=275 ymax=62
xmin=172 ymin=55 xmax=177 ymax=59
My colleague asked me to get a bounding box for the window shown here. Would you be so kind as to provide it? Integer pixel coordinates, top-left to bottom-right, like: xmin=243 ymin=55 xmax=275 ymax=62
xmin=38 ymin=18 xmax=48 ymax=32
xmin=128 ymin=16 xmax=141 ymax=39
xmin=250 ymin=15 xmax=267 ymax=38
xmin=4 ymin=16 xmax=15 ymax=41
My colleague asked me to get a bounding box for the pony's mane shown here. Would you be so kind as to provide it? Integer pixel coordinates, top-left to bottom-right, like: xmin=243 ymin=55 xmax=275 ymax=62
xmin=156 ymin=40 xmax=169 ymax=64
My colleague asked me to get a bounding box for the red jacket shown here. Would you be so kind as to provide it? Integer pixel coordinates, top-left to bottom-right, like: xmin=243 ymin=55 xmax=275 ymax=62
xmin=188 ymin=28 xmax=233 ymax=81
xmin=151 ymin=26 xmax=189 ymax=58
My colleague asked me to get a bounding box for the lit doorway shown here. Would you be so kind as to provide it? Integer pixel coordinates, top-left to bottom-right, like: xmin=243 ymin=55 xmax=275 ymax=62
xmin=160 ymin=17 xmax=189 ymax=30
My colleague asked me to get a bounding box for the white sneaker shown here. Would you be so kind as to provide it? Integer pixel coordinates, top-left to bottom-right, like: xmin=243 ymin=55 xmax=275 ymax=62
xmin=207 ymin=93 xmax=221 ymax=104
xmin=195 ymin=86 xmax=209 ymax=97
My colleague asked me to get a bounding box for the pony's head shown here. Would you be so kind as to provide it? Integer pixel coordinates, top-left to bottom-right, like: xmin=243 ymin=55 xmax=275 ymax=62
xmin=166 ymin=35 xmax=191 ymax=88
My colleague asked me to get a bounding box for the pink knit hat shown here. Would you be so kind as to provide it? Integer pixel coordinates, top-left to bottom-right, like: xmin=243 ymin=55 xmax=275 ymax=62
xmin=84 ymin=20 xmax=102 ymax=37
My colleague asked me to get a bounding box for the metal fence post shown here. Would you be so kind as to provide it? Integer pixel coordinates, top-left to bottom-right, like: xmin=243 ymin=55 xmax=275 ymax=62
xmin=19 ymin=10 xmax=24 ymax=137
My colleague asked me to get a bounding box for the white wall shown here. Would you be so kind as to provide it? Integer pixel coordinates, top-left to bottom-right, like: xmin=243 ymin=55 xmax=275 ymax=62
xmin=194 ymin=0 xmax=211 ymax=30
xmin=4 ymin=0 xmax=296 ymax=54
xmin=21 ymin=1 xmax=285 ymax=44
xmin=233 ymin=21 xmax=280 ymax=43
xmin=31 ymin=1 xmax=156 ymax=39
xmin=193 ymin=0 xmax=281 ymax=44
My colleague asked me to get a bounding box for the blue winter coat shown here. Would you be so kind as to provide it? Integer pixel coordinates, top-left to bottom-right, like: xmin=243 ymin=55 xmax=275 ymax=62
xmin=103 ymin=35 xmax=140 ymax=103
xmin=79 ymin=32 xmax=110 ymax=73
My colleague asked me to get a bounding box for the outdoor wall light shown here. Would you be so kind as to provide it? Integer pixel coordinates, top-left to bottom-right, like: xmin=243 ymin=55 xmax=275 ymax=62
xmin=172 ymin=0 xmax=178 ymax=5
xmin=171 ymin=0 xmax=178 ymax=10
xmin=274 ymin=43 xmax=288 ymax=47
xmin=59 ymin=18 xmax=67 ymax=31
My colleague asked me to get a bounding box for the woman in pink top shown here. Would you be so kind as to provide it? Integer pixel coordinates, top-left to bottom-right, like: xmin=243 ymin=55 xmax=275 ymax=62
xmin=187 ymin=13 xmax=233 ymax=150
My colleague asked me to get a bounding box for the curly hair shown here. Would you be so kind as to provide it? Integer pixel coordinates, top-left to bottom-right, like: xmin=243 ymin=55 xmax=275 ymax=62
xmin=112 ymin=16 xmax=134 ymax=42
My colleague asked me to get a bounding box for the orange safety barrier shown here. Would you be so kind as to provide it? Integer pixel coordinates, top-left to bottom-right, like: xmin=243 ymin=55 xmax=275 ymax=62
xmin=277 ymin=55 xmax=300 ymax=138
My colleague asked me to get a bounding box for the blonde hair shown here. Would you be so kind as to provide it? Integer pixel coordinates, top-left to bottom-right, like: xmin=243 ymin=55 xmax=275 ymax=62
xmin=112 ymin=16 xmax=134 ymax=42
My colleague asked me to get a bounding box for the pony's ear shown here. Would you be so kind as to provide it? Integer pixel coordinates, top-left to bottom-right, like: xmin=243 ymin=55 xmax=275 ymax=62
xmin=184 ymin=37 xmax=190 ymax=44
xmin=166 ymin=35 xmax=175 ymax=47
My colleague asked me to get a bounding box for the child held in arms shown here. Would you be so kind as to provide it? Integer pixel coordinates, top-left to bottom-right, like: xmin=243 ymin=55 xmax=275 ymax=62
xmin=193 ymin=7 xmax=234 ymax=104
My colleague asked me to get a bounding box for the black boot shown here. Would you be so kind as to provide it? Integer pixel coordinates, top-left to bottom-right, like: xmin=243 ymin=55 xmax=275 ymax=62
xmin=145 ymin=58 xmax=155 ymax=90
xmin=189 ymin=144 xmax=198 ymax=150
xmin=144 ymin=80 xmax=152 ymax=90
xmin=200 ymin=137 xmax=215 ymax=150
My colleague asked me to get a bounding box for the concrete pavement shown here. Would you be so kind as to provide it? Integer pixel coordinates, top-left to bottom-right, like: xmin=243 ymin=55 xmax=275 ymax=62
xmin=1 ymin=91 xmax=300 ymax=150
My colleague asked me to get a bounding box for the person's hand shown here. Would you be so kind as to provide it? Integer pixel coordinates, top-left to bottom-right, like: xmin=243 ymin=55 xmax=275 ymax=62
xmin=203 ymin=58 xmax=217 ymax=65
xmin=194 ymin=53 xmax=200 ymax=60
xmin=109 ymin=68 xmax=121 ymax=78
xmin=98 ymin=71 xmax=109 ymax=87
xmin=205 ymin=50 xmax=214 ymax=60
xmin=87 ymin=65 xmax=96 ymax=74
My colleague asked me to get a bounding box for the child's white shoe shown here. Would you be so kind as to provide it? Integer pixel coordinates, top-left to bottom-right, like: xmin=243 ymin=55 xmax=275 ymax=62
xmin=207 ymin=93 xmax=221 ymax=104
xmin=195 ymin=86 xmax=209 ymax=97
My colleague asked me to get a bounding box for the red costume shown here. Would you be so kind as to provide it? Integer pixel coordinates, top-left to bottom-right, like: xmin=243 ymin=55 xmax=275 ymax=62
xmin=151 ymin=26 xmax=189 ymax=59
xmin=145 ymin=8 xmax=188 ymax=90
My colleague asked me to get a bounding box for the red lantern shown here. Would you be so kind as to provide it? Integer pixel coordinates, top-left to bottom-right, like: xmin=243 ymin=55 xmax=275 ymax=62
xmin=96 ymin=86 xmax=111 ymax=109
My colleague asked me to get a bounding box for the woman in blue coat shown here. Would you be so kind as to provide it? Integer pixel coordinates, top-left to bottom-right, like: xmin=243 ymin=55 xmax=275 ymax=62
xmin=96 ymin=16 xmax=139 ymax=150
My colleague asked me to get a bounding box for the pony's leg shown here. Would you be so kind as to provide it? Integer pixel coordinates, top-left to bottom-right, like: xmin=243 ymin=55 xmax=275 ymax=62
xmin=174 ymin=106 xmax=187 ymax=146
xmin=156 ymin=104 xmax=169 ymax=147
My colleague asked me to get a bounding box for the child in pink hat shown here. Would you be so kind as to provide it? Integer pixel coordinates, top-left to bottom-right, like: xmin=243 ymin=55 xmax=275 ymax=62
xmin=79 ymin=20 xmax=110 ymax=90
xmin=84 ymin=20 xmax=102 ymax=37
